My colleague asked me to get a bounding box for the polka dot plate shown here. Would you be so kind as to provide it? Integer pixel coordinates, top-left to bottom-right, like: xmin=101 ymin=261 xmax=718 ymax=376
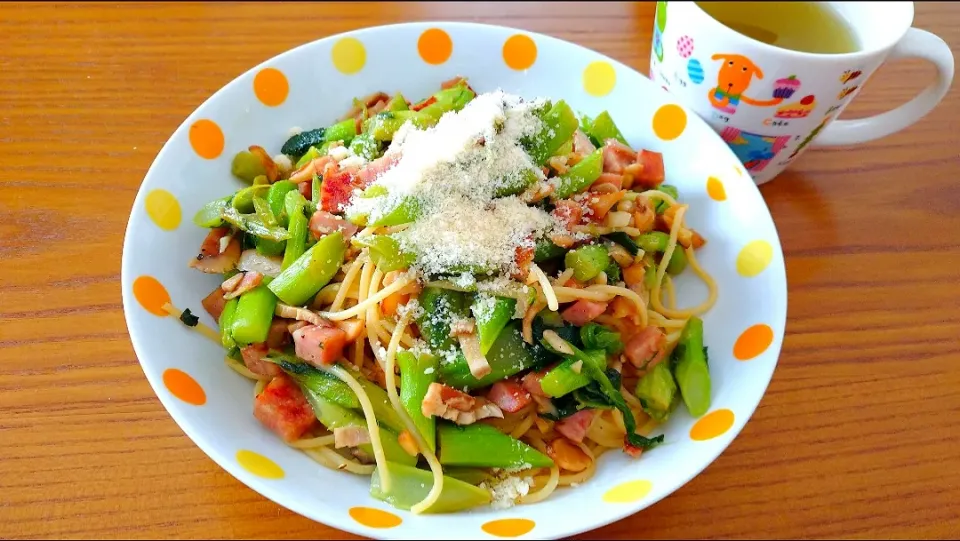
xmin=121 ymin=22 xmax=787 ymax=540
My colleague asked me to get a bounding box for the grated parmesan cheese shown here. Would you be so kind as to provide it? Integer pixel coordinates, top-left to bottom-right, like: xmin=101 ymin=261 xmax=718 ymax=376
xmin=344 ymin=90 xmax=563 ymax=277
xmin=481 ymin=474 xmax=534 ymax=510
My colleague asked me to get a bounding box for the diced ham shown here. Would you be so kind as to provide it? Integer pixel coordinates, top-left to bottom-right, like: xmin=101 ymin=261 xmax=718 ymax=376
xmin=253 ymin=374 xmax=316 ymax=442
xmin=601 ymin=139 xmax=636 ymax=174
xmin=555 ymin=409 xmax=596 ymax=443
xmin=222 ymin=271 xmax=263 ymax=300
xmin=309 ymin=210 xmax=359 ymax=241
xmin=292 ymin=324 xmax=347 ymax=366
xmin=299 ymin=179 xmax=312 ymax=200
xmin=189 ymin=227 xmax=241 ymax=274
xmin=633 ymin=150 xmax=666 ymax=189
xmin=421 ymin=382 xmax=503 ymax=425
xmin=521 ymin=369 xmax=549 ymax=398
xmin=590 ymin=172 xmax=623 ymax=192
xmin=333 ymin=426 xmax=371 ymax=448
xmin=624 ymin=326 xmax=667 ymax=368
xmin=561 ymin=300 xmax=609 ymax=326
xmin=201 ymin=286 xmax=227 ymax=320
xmin=572 ymin=129 xmax=597 ymax=155
xmin=241 ymin=343 xmax=281 ymax=378
xmin=487 ymin=380 xmax=532 ymax=414
xmin=583 ymin=190 xmax=625 ymax=221
xmin=266 ymin=318 xmax=292 ymax=350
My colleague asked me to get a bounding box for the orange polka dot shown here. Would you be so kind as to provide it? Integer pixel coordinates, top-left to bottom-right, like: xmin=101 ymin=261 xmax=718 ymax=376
xmin=706 ymin=176 xmax=727 ymax=201
xmin=690 ymin=408 xmax=735 ymax=441
xmin=253 ymin=67 xmax=289 ymax=107
xmin=418 ymin=28 xmax=453 ymax=65
xmin=189 ymin=119 xmax=224 ymax=160
xmin=133 ymin=276 xmax=171 ymax=316
xmin=348 ymin=507 xmax=402 ymax=529
xmin=502 ymin=34 xmax=537 ymax=71
xmin=482 ymin=518 xmax=536 ymax=538
xmin=652 ymin=104 xmax=687 ymax=141
xmin=734 ymin=324 xmax=774 ymax=361
xmin=163 ymin=368 xmax=206 ymax=406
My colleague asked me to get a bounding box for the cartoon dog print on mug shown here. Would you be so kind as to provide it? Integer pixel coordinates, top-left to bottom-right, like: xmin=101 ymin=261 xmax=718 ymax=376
xmin=708 ymin=54 xmax=802 ymax=114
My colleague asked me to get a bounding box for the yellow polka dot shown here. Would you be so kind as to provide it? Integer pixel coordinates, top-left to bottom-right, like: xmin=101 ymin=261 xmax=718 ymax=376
xmin=144 ymin=189 xmax=181 ymax=231
xmin=706 ymin=176 xmax=727 ymax=202
xmin=348 ymin=507 xmax=402 ymax=529
xmin=418 ymin=28 xmax=453 ymax=65
xmin=236 ymin=450 xmax=284 ymax=479
xmin=482 ymin=518 xmax=536 ymax=538
xmin=652 ymin=104 xmax=687 ymax=141
xmin=133 ymin=275 xmax=171 ymax=316
xmin=253 ymin=67 xmax=289 ymax=107
xmin=690 ymin=408 xmax=735 ymax=441
xmin=737 ymin=240 xmax=774 ymax=277
xmin=603 ymin=480 xmax=653 ymax=503
xmin=734 ymin=324 xmax=774 ymax=361
xmin=331 ymin=37 xmax=366 ymax=75
xmin=188 ymin=119 xmax=224 ymax=160
xmin=583 ymin=61 xmax=617 ymax=97
xmin=163 ymin=368 xmax=206 ymax=406
xmin=503 ymin=34 xmax=537 ymax=71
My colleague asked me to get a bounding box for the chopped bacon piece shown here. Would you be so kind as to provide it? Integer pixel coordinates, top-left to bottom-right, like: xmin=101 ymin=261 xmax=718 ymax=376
xmin=623 ymin=441 xmax=644 ymax=458
xmin=241 ymin=343 xmax=281 ymax=377
xmin=201 ymin=287 xmax=227 ymax=320
xmin=487 ymin=380 xmax=532 ymax=414
xmin=309 ymin=210 xmax=359 ymax=241
xmin=572 ymin=129 xmax=597 ymax=155
xmin=421 ymin=382 xmax=503 ymax=425
xmin=633 ymin=150 xmax=666 ymax=189
xmin=189 ymin=227 xmax=241 ymax=274
xmin=411 ymin=95 xmax=437 ymax=112
xmin=561 ymin=300 xmax=609 ymax=326
xmin=551 ymin=199 xmax=585 ymax=230
xmin=355 ymin=153 xmax=400 ymax=188
xmin=440 ymin=75 xmax=476 ymax=94
xmin=583 ymin=190 xmax=626 ymax=222
xmin=248 ymin=145 xmax=279 ymax=182
xmin=222 ymin=271 xmax=263 ymax=300
xmin=266 ymin=318 xmax=292 ymax=350
xmin=512 ymin=244 xmax=535 ymax=280
xmin=319 ymin=169 xmax=359 ymax=214
xmin=289 ymin=155 xmax=334 ymax=184
xmin=292 ymin=324 xmax=347 ymax=366
xmin=601 ymin=139 xmax=636 ymax=174
xmin=624 ymin=326 xmax=667 ymax=368
xmin=590 ymin=172 xmax=623 ymax=192
xmin=253 ymin=374 xmax=316 ymax=442
xmin=335 ymin=319 xmax=365 ymax=343
xmin=333 ymin=426 xmax=371 ymax=448
xmin=555 ymin=409 xmax=596 ymax=443
xmin=521 ymin=369 xmax=549 ymax=398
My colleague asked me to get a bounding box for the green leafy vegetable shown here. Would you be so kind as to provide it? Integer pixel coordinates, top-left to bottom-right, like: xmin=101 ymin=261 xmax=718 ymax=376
xmin=579 ymin=323 xmax=623 ymax=355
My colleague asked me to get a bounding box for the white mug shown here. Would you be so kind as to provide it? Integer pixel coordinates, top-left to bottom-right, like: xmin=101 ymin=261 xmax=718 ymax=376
xmin=649 ymin=1 xmax=955 ymax=185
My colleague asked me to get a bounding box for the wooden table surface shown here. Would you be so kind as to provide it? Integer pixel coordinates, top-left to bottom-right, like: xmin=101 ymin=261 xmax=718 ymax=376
xmin=2 ymin=1 xmax=959 ymax=539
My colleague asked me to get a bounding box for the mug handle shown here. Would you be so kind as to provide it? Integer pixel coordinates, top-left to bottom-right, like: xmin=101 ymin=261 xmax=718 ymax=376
xmin=814 ymin=28 xmax=955 ymax=146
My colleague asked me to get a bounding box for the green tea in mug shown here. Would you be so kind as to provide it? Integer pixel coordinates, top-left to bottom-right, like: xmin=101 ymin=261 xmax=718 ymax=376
xmin=696 ymin=2 xmax=860 ymax=54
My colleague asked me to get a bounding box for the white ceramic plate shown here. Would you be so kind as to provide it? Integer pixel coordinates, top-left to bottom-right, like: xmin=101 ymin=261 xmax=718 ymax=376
xmin=121 ymin=22 xmax=787 ymax=540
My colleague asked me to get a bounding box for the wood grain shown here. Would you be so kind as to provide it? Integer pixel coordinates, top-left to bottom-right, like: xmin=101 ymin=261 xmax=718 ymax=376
xmin=1 ymin=2 xmax=959 ymax=539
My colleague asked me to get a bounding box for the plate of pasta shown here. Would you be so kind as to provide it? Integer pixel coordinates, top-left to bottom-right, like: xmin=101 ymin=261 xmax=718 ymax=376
xmin=121 ymin=22 xmax=787 ymax=540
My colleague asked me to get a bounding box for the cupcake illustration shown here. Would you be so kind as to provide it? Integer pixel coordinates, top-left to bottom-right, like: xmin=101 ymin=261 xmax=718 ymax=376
xmin=773 ymin=75 xmax=801 ymax=100
xmin=774 ymin=94 xmax=817 ymax=119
